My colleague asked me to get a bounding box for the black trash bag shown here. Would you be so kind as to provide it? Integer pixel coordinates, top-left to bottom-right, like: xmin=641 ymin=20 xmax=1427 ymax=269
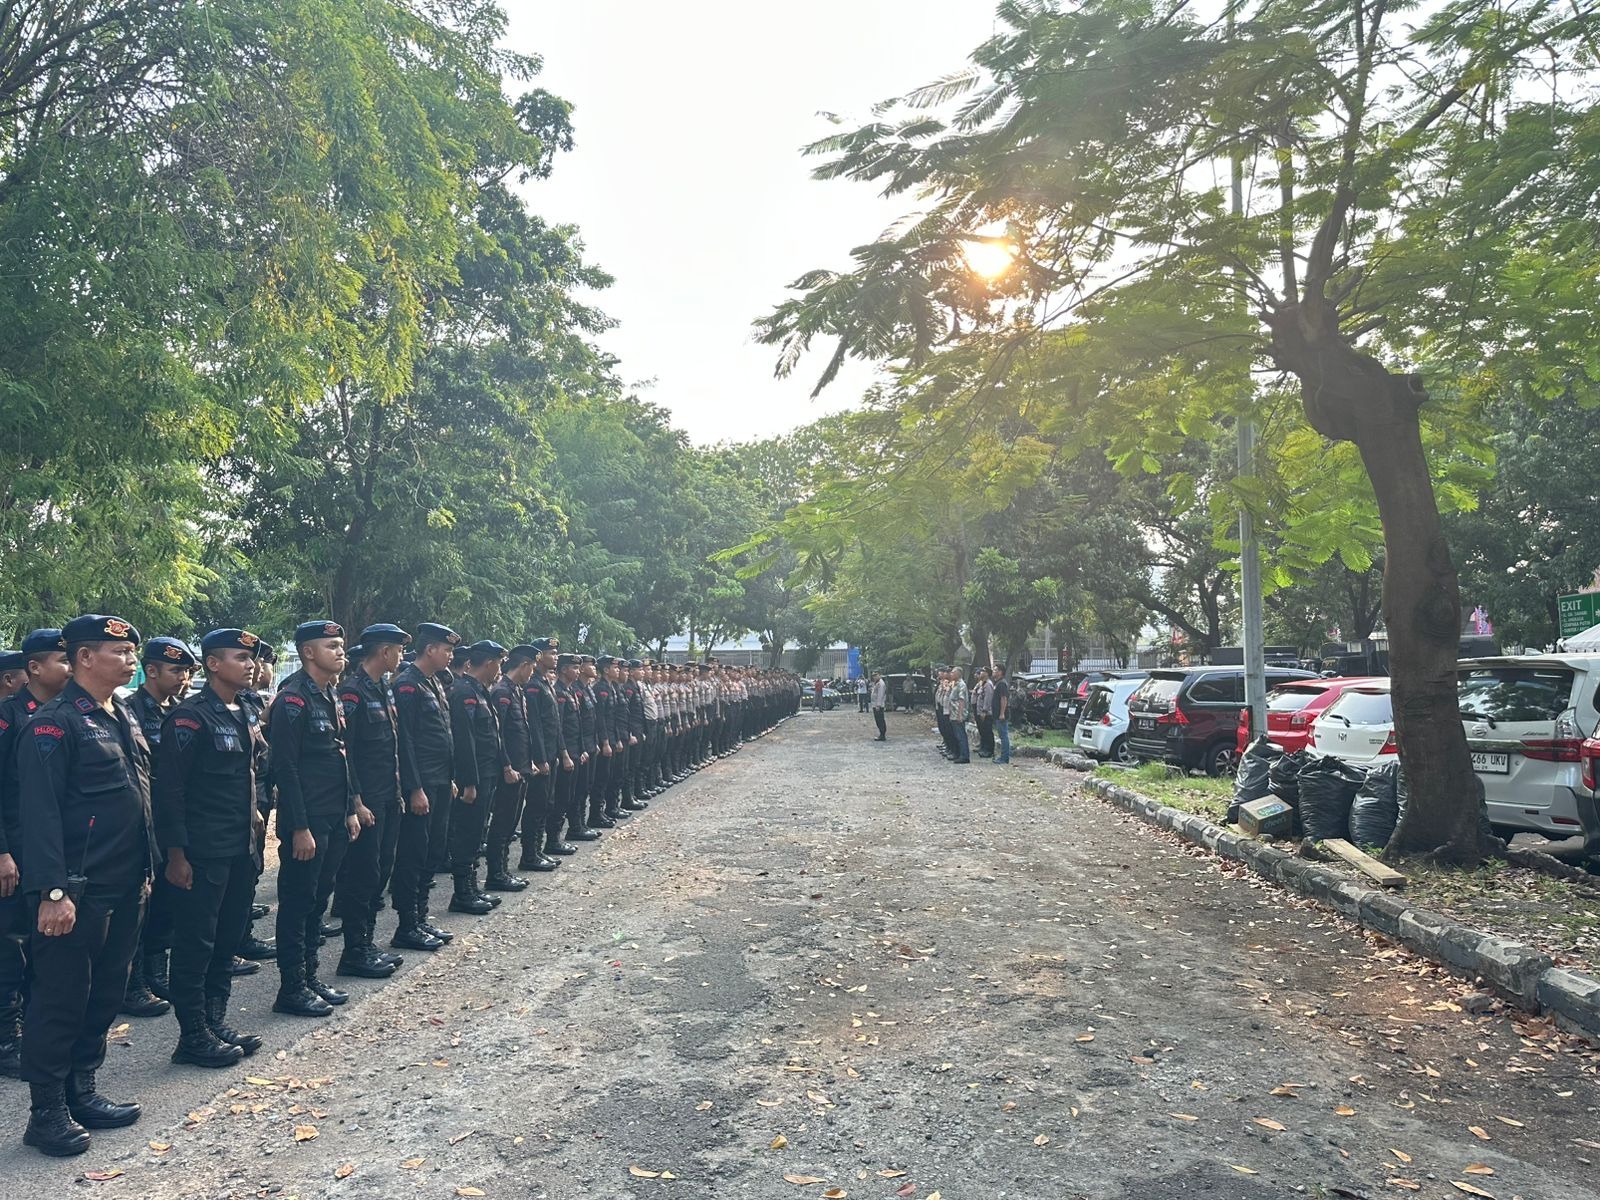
xmin=1268 ymin=748 xmax=1312 ymax=808
xmin=1233 ymin=735 xmax=1284 ymax=805
xmin=1297 ymin=754 xmax=1368 ymax=842
xmin=1391 ymin=762 xmax=1498 ymax=845
xmin=1348 ymin=760 xmax=1401 ymax=848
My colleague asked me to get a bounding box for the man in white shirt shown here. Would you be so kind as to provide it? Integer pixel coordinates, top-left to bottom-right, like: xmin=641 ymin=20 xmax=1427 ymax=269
xmin=869 ymin=673 xmax=888 ymax=741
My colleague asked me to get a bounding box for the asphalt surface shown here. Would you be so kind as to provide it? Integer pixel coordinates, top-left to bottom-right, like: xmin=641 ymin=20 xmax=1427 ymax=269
xmin=1 ymin=708 xmax=1596 ymax=1199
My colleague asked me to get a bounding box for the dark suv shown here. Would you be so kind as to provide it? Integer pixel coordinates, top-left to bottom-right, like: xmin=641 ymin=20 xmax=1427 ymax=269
xmin=1126 ymin=666 xmax=1319 ymax=775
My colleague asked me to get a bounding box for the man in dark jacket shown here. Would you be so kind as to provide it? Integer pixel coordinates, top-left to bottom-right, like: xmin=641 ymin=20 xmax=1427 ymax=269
xmin=523 ymin=641 xmax=568 ymax=868
xmin=589 ymin=656 xmax=618 ymax=831
xmin=448 ymin=641 xmax=507 ymax=914
xmin=389 ymin=623 xmax=459 ymax=951
xmin=551 ymin=654 xmax=586 ymax=854
xmin=154 ymin=629 xmax=266 ymax=1069
xmin=17 ymin=615 xmax=156 ymax=1157
xmin=488 ymin=645 xmax=542 ymax=891
xmin=268 ymin=621 xmax=361 ymax=1018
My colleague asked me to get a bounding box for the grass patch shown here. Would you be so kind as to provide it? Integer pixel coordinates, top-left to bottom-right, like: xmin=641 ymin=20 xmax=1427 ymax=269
xmin=1095 ymin=762 xmax=1232 ymax=820
xmin=1014 ymin=727 xmax=1078 ymax=748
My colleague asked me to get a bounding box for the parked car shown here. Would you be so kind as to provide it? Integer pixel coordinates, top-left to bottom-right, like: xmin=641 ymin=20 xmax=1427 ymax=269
xmin=885 ymin=673 xmax=933 ymax=711
xmin=1016 ymin=673 xmax=1068 ymax=727
xmin=1310 ymin=681 xmax=1397 ymax=765
xmin=1054 ymin=669 xmax=1148 ymax=731
xmin=1074 ymin=678 xmax=1145 ymax=764
xmin=1233 ymin=676 xmax=1387 ymax=756
xmin=1458 ymin=655 xmax=1600 ymax=845
xmin=801 ymin=680 xmax=845 ymax=711
xmin=1126 ymin=665 xmax=1320 ymax=776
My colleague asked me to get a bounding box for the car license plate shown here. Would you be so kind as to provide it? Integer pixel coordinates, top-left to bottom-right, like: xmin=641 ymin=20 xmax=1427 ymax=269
xmin=1471 ymin=751 xmax=1510 ymax=774
xmin=1057 ymin=700 xmax=1070 ymax=708
xmin=1134 ymin=716 xmax=1155 ymax=732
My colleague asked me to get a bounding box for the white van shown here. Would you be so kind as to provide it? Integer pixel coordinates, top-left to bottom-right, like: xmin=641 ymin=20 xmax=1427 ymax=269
xmin=1074 ymin=678 xmax=1145 ymax=764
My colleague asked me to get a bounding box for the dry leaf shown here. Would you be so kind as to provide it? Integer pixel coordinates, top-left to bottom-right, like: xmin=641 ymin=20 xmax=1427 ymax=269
xmin=1254 ymin=1118 xmax=1286 ymax=1132
xmin=1075 ymin=1033 xmax=1094 ymax=1043
xmin=401 ymin=1158 xmax=425 ymax=1169
xmin=1493 ymin=1115 xmax=1524 ymax=1128
xmin=770 ymin=1134 xmax=789 ymax=1150
xmin=148 ymin=1141 xmax=171 ymax=1153
xmin=1387 ymin=1180 xmax=1421 ymax=1191
xmin=695 ymin=1101 xmax=713 ymax=1112
xmin=1270 ymin=1086 xmax=1298 ymax=1098
xmin=1169 ymin=1113 xmax=1199 ymax=1122
xmin=1391 ymin=1149 xmax=1412 ymax=1164
xmin=1468 ymin=1126 xmax=1490 ymax=1140
xmin=1463 ymin=1165 xmax=1495 ymax=1176
xmin=83 ymin=1171 xmax=124 ymax=1182
xmin=1002 ymin=1101 xmax=1018 ymax=1112
xmin=757 ymin=1098 xmax=784 ymax=1107
xmin=293 ymin=1125 xmax=318 ymax=1142
xmin=334 ymin=1163 xmax=355 ymax=1180
xmin=878 ymin=1169 xmax=907 ymax=1178
xmin=1229 ymin=1165 xmax=1258 ymax=1175
xmin=661 ymin=1173 xmax=677 ymax=1180
xmin=928 ymin=1193 xmax=943 ymax=1200
xmin=823 ymin=1191 xmax=848 ymax=1199
xmin=784 ymin=1174 xmax=827 ymax=1185
xmin=807 ymin=1090 xmax=831 ymax=1106
xmin=1033 ymin=1134 xmax=1050 ymax=1146
xmin=628 ymin=1166 xmax=661 ymax=1179
xmin=895 ymin=1186 xmax=916 ymax=1199
xmin=245 ymin=1076 xmax=275 ymax=1086
xmin=456 ymin=1190 xmax=486 ymax=1198
xmin=1334 ymin=1105 xmax=1356 ymax=1117
xmin=1450 ymin=1183 xmax=1495 ymax=1199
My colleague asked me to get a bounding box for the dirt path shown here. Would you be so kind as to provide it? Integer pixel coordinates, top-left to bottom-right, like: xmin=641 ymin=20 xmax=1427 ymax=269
xmin=3 ymin=708 xmax=1596 ymax=1199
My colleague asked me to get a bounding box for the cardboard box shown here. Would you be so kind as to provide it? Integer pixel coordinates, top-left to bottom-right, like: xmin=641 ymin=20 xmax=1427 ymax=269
xmin=1238 ymin=796 xmax=1295 ymax=839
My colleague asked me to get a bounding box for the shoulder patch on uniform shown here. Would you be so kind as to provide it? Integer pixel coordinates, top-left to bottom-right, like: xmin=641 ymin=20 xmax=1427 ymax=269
xmin=74 ymin=696 xmax=95 ymax=713
xmin=0 ymin=717 xmax=8 ymax=732
xmin=283 ymin=693 xmax=306 ymax=706
xmin=496 ymin=695 xmax=511 ymax=706
xmin=33 ymin=723 xmax=64 ymax=757
xmin=396 ymin=683 xmax=417 ymax=694
xmin=340 ymin=691 xmax=360 ymax=704
xmin=174 ymin=716 xmax=202 ymax=730
xmin=174 ymin=722 xmax=196 ymax=750
xmin=282 ymin=693 xmax=306 ymax=719
xmin=463 ymin=696 xmax=478 ymax=706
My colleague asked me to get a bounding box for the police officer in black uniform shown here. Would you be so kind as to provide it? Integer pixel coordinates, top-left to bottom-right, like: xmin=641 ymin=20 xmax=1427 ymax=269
xmin=17 ymin=615 xmax=157 ymax=1157
xmin=389 ymin=623 xmax=459 ymax=952
xmin=155 ymin=629 xmax=267 ymax=1069
xmin=0 ymin=649 xmax=25 ymax=705
xmin=622 ymin=660 xmax=649 ymax=812
xmin=236 ymin=643 xmax=278 ymax=963
xmin=334 ymin=624 xmax=411 ymax=978
xmin=268 ymin=621 xmax=361 ymax=1018
xmin=0 ymin=629 xmax=68 ymax=1080
xmin=448 ymin=640 xmax=506 ymax=914
xmin=521 ymin=639 xmax=567 ymax=870
xmin=551 ymin=654 xmax=585 ymax=855
xmin=589 ymin=656 xmax=618 ymax=831
xmin=575 ymin=656 xmax=603 ymax=841
xmin=122 ymin=635 xmax=197 ymax=1019
xmin=486 ymin=645 xmax=538 ymax=891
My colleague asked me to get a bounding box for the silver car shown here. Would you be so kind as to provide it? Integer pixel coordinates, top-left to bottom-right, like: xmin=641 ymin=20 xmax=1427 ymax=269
xmin=1457 ymin=655 xmax=1600 ymax=845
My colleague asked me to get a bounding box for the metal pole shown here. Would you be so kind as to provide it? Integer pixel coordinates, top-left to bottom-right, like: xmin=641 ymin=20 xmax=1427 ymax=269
xmin=1229 ymin=26 xmax=1267 ymax=742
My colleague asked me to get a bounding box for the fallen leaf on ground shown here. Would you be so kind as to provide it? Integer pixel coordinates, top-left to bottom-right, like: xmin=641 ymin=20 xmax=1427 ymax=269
xmin=1229 ymin=1165 xmax=1258 ymax=1175
xmin=83 ymin=1171 xmax=124 ymax=1182
xmin=757 ymin=1098 xmax=783 ymax=1107
xmin=784 ymin=1174 xmax=826 ymax=1185
xmin=1334 ymin=1106 xmax=1356 ymax=1117
xmin=1254 ymin=1118 xmax=1286 ymax=1132
xmin=877 ymin=1169 xmax=906 ymax=1178
xmin=1450 ymin=1183 xmax=1495 ymax=1198
xmin=293 ymin=1125 xmax=318 ymax=1142
xmin=1169 ymin=1113 xmax=1199 ymax=1122
xmin=1387 ymin=1180 xmax=1421 ymax=1191
xmin=770 ymin=1134 xmax=789 ymax=1150
xmin=334 ymin=1163 xmax=355 ymax=1179
xmin=1391 ymin=1149 xmax=1412 ymax=1164
xmin=1033 ymin=1134 xmax=1050 ymax=1146
xmin=1492 ymin=1115 xmax=1524 ymax=1128
xmin=895 ymin=1186 xmax=916 ymax=1198
xmin=456 ymin=1190 xmax=486 ymax=1198
xmin=628 ymin=1166 xmax=660 ymax=1178
xmin=807 ymin=1090 xmax=831 ymax=1105
xmin=401 ymin=1158 xmax=425 ymax=1169
xmin=245 ymin=1076 xmax=275 ymax=1086
xmin=1468 ymin=1126 xmax=1490 ymax=1140
xmin=823 ymin=1190 xmax=848 ymax=1199
xmin=148 ymin=1141 xmax=171 ymax=1153
xmin=1270 ymin=1086 xmax=1298 ymax=1098
xmin=695 ymin=1101 xmax=713 ymax=1112
xmin=448 ymin=1131 xmax=473 ymax=1146
xmin=1075 ymin=1033 xmax=1094 ymax=1043
xmin=928 ymin=1193 xmax=943 ymax=1200
xmin=1463 ymin=1165 xmax=1495 ymax=1176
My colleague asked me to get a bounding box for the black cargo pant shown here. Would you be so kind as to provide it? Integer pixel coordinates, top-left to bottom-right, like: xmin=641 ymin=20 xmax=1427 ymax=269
xmin=1 ymin=896 xmax=28 ymax=1035
xmin=392 ymin=782 xmax=449 ymax=919
xmin=335 ymin=793 xmax=399 ymax=924
xmin=426 ymin=781 xmax=454 ymax=873
xmin=487 ymin=775 xmax=525 ymax=857
xmin=520 ymin=769 xmax=552 ymax=858
xmin=22 ymin=882 xmax=144 ymax=1085
xmin=168 ymin=853 xmax=255 ymax=1015
xmin=552 ymin=765 xmax=577 ymax=841
xmin=447 ymin=778 xmax=495 ymax=873
xmin=275 ymin=809 xmax=351 ymax=986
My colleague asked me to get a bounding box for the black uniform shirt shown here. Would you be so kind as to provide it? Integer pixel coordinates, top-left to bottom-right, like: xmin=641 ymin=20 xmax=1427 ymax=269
xmin=152 ymin=683 xmax=260 ymax=859
xmin=526 ymin=675 xmax=559 ymax=766
xmin=0 ymin=686 xmax=47 ymax=859
xmin=450 ymin=674 xmax=504 ymax=789
xmin=592 ymin=679 xmax=616 ymax=751
xmin=340 ymin=669 xmax=401 ymax=804
xmin=622 ymin=681 xmax=645 ymax=741
xmin=129 ymin=686 xmax=173 ymax=753
xmin=492 ymin=676 xmax=533 ymax=774
xmin=577 ymin=681 xmax=598 ymax=756
xmin=555 ymin=680 xmax=581 ymax=759
xmin=18 ymin=680 xmax=156 ymax=896
xmin=267 ymin=668 xmax=355 ymax=832
xmin=392 ymin=664 xmax=453 ymax=794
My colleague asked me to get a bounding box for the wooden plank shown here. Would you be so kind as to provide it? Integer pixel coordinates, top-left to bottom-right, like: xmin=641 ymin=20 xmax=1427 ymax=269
xmin=1323 ymin=838 xmax=1407 ymax=889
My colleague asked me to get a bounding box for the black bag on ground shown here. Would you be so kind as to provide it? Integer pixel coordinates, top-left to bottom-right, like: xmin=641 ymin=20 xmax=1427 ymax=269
xmin=1268 ymin=748 xmax=1312 ymax=808
xmin=1391 ymin=762 xmax=1498 ymax=845
xmin=1297 ymin=754 xmax=1368 ymax=842
xmin=1348 ymin=760 xmax=1400 ymax=847
xmin=1233 ymin=735 xmax=1284 ymax=805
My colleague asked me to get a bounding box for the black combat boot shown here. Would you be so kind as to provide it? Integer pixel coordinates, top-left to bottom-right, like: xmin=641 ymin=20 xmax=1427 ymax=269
xmin=545 ymin=830 xmax=577 ymax=856
xmin=588 ymin=800 xmax=616 ymax=830
xmin=144 ymin=947 xmax=172 ymax=1001
xmin=0 ymin=996 xmax=22 ymax=1077
xmin=171 ymin=1010 xmax=245 ymax=1069
xmin=65 ymin=1069 xmax=141 ymax=1128
xmin=336 ymin=922 xmax=395 ymax=979
xmin=23 ymin=1082 xmax=90 ymax=1157
xmin=237 ymin=917 xmax=276 ymax=960
xmin=416 ymin=892 xmax=453 ymax=943
xmin=251 ymin=902 xmax=270 ymax=920
xmin=272 ymin=960 xmax=333 ymax=1018
xmin=227 ymin=955 xmax=260 ymax=976
xmin=305 ymin=949 xmax=349 ymax=1006
xmin=120 ymin=953 xmax=170 ymax=1018
xmin=204 ymin=995 xmax=263 ymax=1056
xmin=368 ymin=916 xmax=403 ymax=967
xmin=484 ymin=844 xmax=528 ymax=892
xmin=448 ymin=873 xmax=493 ymax=915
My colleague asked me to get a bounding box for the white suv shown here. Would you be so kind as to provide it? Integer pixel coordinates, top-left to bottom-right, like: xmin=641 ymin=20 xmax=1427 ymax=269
xmin=1457 ymin=655 xmax=1600 ymax=845
xmin=1074 ymin=679 xmax=1144 ymax=763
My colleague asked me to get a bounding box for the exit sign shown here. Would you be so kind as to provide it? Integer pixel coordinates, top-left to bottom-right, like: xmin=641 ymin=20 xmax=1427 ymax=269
xmin=1558 ymin=592 xmax=1600 ymax=638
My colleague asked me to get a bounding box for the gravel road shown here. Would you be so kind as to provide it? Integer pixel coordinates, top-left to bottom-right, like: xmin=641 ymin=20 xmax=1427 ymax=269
xmin=1 ymin=708 xmax=1596 ymax=1199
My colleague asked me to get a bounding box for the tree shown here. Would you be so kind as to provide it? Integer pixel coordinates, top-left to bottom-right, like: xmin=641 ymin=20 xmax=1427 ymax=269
xmin=964 ymin=548 xmax=1058 ymax=668
xmin=759 ymin=0 xmax=1600 ymax=862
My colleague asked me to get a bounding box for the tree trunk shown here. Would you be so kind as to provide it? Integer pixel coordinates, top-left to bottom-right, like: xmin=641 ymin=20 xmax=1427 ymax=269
xmin=1266 ymin=300 xmax=1482 ymax=864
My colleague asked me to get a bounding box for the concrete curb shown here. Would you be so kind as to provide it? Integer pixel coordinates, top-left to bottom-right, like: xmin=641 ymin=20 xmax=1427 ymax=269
xmin=1075 ymin=773 xmax=1600 ymax=1044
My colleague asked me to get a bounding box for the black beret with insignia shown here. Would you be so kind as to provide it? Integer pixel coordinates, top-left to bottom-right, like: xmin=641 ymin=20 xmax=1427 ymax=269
xmin=142 ymin=636 xmax=198 ymax=667
xmin=415 ymin=622 xmax=461 ymax=648
xmin=62 ymin=614 xmax=140 ymax=647
xmin=21 ymin=628 xmax=66 ymax=657
xmin=359 ymin=623 xmax=412 ymax=647
xmin=294 ymin=619 xmax=343 ymax=645
xmin=465 ymin=639 xmax=506 ymax=665
xmin=200 ymin=629 xmax=261 ymax=659
xmin=506 ymin=644 xmax=540 ymax=666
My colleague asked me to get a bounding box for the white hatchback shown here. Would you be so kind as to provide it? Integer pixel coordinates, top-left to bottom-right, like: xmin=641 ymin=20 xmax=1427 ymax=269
xmin=1310 ymin=681 xmax=1397 ymax=766
xmin=1074 ymin=679 xmax=1144 ymax=764
xmin=1458 ymin=655 xmax=1600 ymax=845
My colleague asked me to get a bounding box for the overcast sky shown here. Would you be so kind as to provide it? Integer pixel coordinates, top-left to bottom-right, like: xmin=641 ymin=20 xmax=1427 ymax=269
xmin=502 ymin=1 xmax=1001 ymax=445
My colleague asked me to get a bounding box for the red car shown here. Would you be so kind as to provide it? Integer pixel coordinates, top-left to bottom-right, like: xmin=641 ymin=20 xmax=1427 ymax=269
xmin=1234 ymin=677 xmax=1386 ymax=756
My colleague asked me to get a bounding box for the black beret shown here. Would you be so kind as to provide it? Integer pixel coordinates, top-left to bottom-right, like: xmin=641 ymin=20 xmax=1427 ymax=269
xmin=579 ymin=654 xmax=595 ymax=665
xmin=0 ymin=651 xmax=23 ymax=672
xmin=528 ymin=636 xmax=559 ymax=652
xmin=143 ymin=636 xmax=198 ymax=667
xmin=627 ymin=659 xmax=643 ymax=668
xmin=200 ymin=629 xmax=262 ymax=658
xmin=557 ymin=653 xmax=579 ymax=668
xmin=347 ymin=643 xmax=369 ymax=663
xmin=21 ymin=628 xmax=66 ymax=656
xmin=466 ymin=639 xmax=506 ymax=662
xmin=294 ymin=619 xmax=343 ymax=645
xmin=506 ymin=644 xmax=540 ymax=666
xmin=359 ymin=623 xmax=412 ymax=647
xmin=257 ymin=641 xmax=278 ymax=664
xmin=63 ymin=614 xmax=141 ymax=647
xmin=596 ymin=654 xmax=615 ymax=668
xmin=450 ymin=646 xmax=471 ymax=666
xmin=415 ymin=622 xmax=462 ymax=648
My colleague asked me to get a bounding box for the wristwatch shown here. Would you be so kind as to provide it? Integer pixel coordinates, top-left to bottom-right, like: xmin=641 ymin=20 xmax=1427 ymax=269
xmin=45 ymin=887 xmax=66 ymax=902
